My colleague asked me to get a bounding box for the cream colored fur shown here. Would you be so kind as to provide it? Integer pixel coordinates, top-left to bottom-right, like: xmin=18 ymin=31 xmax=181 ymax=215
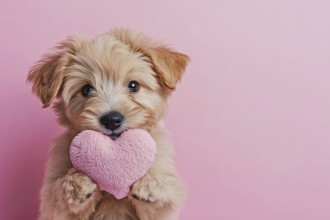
xmin=28 ymin=28 xmax=189 ymax=220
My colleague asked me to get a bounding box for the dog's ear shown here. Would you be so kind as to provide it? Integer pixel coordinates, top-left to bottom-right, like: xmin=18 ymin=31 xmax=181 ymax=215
xmin=27 ymin=37 xmax=82 ymax=108
xmin=111 ymin=28 xmax=189 ymax=90
xmin=142 ymin=46 xmax=190 ymax=90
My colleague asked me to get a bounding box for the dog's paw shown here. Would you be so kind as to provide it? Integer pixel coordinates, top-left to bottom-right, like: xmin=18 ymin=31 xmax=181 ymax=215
xmin=131 ymin=173 xmax=169 ymax=205
xmin=61 ymin=168 xmax=100 ymax=213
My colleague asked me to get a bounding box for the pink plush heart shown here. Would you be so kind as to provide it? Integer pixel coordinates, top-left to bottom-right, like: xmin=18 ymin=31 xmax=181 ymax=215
xmin=70 ymin=129 xmax=156 ymax=199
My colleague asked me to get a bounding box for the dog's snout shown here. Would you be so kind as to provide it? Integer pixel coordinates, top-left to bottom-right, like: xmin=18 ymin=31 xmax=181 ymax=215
xmin=100 ymin=111 xmax=124 ymax=130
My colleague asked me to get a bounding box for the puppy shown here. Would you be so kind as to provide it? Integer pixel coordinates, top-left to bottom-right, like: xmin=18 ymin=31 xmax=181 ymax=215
xmin=28 ymin=28 xmax=189 ymax=220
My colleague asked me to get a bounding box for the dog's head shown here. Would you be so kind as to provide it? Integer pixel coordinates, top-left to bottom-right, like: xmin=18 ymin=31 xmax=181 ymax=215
xmin=27 ymin=29 xmax=189 ymax=138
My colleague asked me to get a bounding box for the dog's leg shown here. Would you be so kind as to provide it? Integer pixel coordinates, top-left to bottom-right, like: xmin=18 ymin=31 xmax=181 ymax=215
xmin=130 ymin=168 xmax=184 ymax=220
xmin=55 ymin=168 xmax=102 ymax=215
xmin=39 ymin=134 xmax=102 ymax=220
xmin=40 ymin=167 xmax=102 ymax=220
xmin=129 ymin=139 xmax=184 ymax=220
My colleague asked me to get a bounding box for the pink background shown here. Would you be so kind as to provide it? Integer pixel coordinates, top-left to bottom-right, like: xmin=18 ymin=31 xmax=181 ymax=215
xmin=1 ymin=0 xmax=330 ymax=219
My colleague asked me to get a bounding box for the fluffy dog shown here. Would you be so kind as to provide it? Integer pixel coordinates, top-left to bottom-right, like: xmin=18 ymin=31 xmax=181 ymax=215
xmin=27 ymin=28 xmax=189 ymax=220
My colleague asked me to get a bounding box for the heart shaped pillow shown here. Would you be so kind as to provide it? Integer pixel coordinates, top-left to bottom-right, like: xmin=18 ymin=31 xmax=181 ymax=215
xmin=70 ymin=129 xmax=156 ymax=199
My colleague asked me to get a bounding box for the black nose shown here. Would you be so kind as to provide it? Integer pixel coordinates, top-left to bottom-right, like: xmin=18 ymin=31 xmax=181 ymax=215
xmin=100 ymin=111 xmax=124 ymax=130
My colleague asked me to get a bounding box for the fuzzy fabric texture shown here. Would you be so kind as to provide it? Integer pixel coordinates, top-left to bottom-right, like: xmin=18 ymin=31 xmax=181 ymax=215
xmin=70 ymin=129 xmax=156 ymax=199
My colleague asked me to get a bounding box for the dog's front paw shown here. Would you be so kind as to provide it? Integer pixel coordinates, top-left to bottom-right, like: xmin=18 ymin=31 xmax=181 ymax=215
xmin=131 ymin=173 xmax=170 ymax=205
xmin=61 ymin=168 xmax=100 ymax=213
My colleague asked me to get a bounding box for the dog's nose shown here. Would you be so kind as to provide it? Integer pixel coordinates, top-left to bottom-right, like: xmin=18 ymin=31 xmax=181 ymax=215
xmin=100 ymin=111 xmax=124 ymax=130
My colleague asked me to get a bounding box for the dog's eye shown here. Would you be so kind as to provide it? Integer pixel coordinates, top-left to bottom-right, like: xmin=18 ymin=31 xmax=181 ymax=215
xmin=82 ymin=84 xmax=94 ymax=97
xmin=128 ymin=81 xmax=139 ymax=93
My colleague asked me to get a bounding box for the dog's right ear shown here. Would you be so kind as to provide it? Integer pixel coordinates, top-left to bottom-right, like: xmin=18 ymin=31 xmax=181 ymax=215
xmin=27 ymin=37 xmax=83 ymax=108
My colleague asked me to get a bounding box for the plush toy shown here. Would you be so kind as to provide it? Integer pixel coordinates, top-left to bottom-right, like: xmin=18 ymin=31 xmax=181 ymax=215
xmin=70 ymin=129 xmax=156 ymax=199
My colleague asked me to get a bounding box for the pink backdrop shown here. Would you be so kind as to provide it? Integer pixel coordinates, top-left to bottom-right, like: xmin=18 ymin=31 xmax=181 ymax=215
xmin=1 ymin=0 xmax=330 ymax=219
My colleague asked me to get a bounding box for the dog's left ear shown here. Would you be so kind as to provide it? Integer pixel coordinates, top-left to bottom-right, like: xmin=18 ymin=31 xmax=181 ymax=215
xmin=27 ymin=52 xmax=68 ymax=108
xmin=143 ymin=46 xmax=190 ymax=90
xmin=27 ymin=37 xmax=83 ymax=108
